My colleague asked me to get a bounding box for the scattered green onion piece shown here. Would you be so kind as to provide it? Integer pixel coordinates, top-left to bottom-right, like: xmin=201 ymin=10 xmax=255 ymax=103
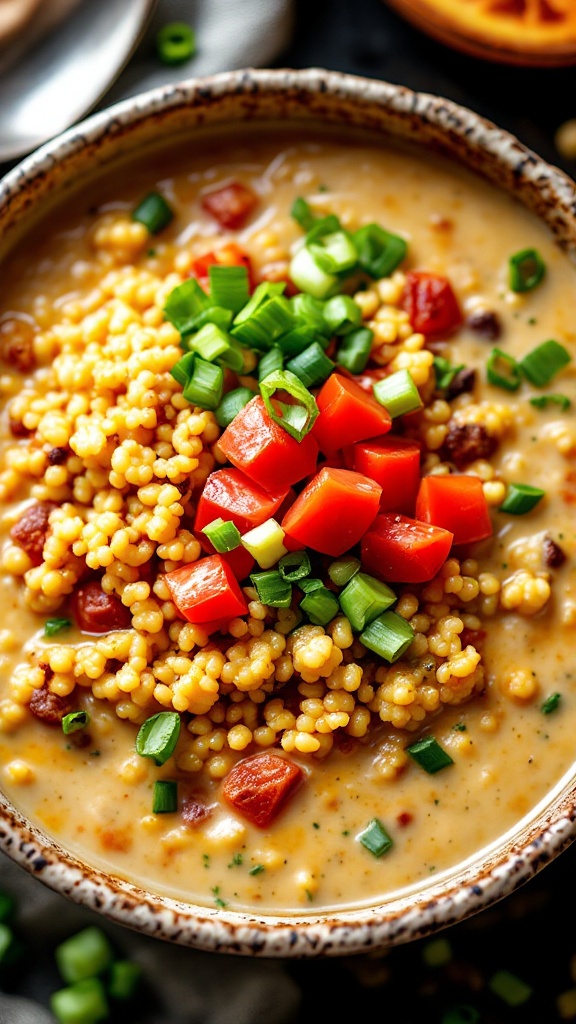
xmin=422 ymin=937 xmax=453 ymax=967
xmin=358 ymin=818 xmax=393 ymax=858
xmin=336 ymin=326 xmax=373 ymax=373
xmin=259 ymin=368 xmax=319 ymax=441
xmin=201 ymin=518 xmax=241 ymax=553
xmin=373 ymin=368 xmax=423 ymax=417
xmin=152 ymin=780 xmax=178 ymax=814
xmin=498 ymin=482 xmax=545 ymax=515
xmin=208 ymin=264 xmax=249 ymax=314
xmin=187 ymin=323 xmax=243 ymax=372
xmin=309 ymin=230 xmax=358 ymax=274
xmin=304 ymin=213 xmax=341 ymax=243
xmin=360 ymin=610 xmax=415 ymax=662
xmin=51 ymin=978 xmax=109 ymax=1024
xmin=55 ymin=926 xmax=114 ymax=984
xmin=232 ymin=291 xmax=294 ymax=350
xmin=508 ymin=247 xmax=545 ymax=293
xmin=164 ymin=278 xmax=211 ymax=335
xmin=300 ymin=586 xmax=339 ymax=626
xmin=107 ymin=960 xmax=142 ymax=1001
xmin=62 ymin=711 xmax=91 ymax=735
xmin=170 ymin=350 xmax=195 ymax=388
xmin=406 ymin=735 xmax=454 ymax=774
xmin=250 ymin=570 xmax=292 ymax=608
xmin=285 ymin=341 xmax=335 ymax=389
xmin=433 ymin=355 xmax=465 ymax=392
xmin=339 ymin=572 xmax=396 ymax=632
xmin=0 ymin=922 xmax=16 ymax=964
xmin=136 ymin=711 xmax=180 ymax=766
xmin=241 ymin=519 xmax=287 ymax=569
xmin=0 ymin=890 xmax=15 ymax=923
xmin=322 ymin=294 xmax=363 ymax=335
xmin=214 ymin=386 xmax=254 ymax=429
xmin=156 ymin=21 xmax=196 ymax=64
xmin=489 ymin=969 xmax=533 ymax=1007
xmin=291 ymin=196 xmax=317 ymax=232
xmin=353 ymin=223 xmax=407 ymax=278
xmin=288 ymin=245 xmax=339 ymax=299
xmin=278 ymin=550 xmax=311 ymax=582
xmin=258 ymin=345 xmax=284 ymax=382
xmin=519 ymin=339 xmax=571 ymax=386
xmin=486 ymin=347 xmax=522 ymax=392
xmin=298 ymin=577 xmax=324 ymax=594
xmin=327 ymin=555 xmax=361 ymax=587
xmin=182 ymin=355 xmax=223 ymax=411
xmin=290 ymin=293 xmax=330 ymax=335
xmin=529 ymin=393 xmax=571 ymax=411
xmin=44 ymin=617 xmax=72 ymax=638
xmin=183 ymin=305 xmax=234 ymax=336
xmin=132 ymin=191 xmax=174 ymax=234
xmin=276 ymin=324 xmax=318 ymax=357
xmin=541 ymin=692 xmax=561 ymax=714
xmin=441 ymin=1006 xmax=480 ymax=1024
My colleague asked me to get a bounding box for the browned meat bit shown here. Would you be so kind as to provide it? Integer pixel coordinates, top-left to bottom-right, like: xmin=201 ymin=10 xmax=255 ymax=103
xmin=465 ymin=309 xmax=502 ymax=341
xmin=72 ymin=580 xmax=132 ymax=634
xmin=543 ymin=536 xmax=566 ymax=568
xmin=446 ymin=367 xmax=476 ymax=401
xmin=181 ymin=793 xmax=213 ymax=828
xmin=0 ymin=316 xmax=36 ymax=373
xmin=443 ymin=422 xmax=498 ymax=469
xmin=29 ymin=682 xmax=75 ymax=724
xmin=396 ymin=811 xmax=413 ymax=827
xmin=10 ymin=501 xmax=57 ymax=566
xmin=47 ymin=447 xmax=69 ymax=465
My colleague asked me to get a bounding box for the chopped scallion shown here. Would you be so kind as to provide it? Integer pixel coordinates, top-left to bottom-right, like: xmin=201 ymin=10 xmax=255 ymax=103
xmin=0 ymin=890 xmax=14 ymax=923
xmin=50 ymin=977 xmax=109 ymax=1024
xmin=276 ymin=324 xmax=318 ymax=357
xmin=258 ymin=345 xmax=284 ymax=382
xmin=164 ymin=278 xmax=211 ymax=335
xmin=62 ymin=711 xmax=90 ymax=735
xmin=208 ymin=264 xmax=249 ymax=313
xmin=107 ymin=960 xmax=142 ymax=1001
xmin=433 ymin=355 xmax=465 ymax=392
xmin=541 ymin=692 xmax=561 ymax=714
xmin=241 ymin=519 xmax=287 ymax=569
xmin=298 ymin=577 xmax=324 ymax=594
xmin=201 ymin=518 xmax=241 ymax=553
xmin=152 ymin=779 xmax=178 ymax=814
xmin=291 ymin=196 xmax=317 ymax=232
xmin=422 ymin=936 xmax=453 ymax=967
xmin=232 ymin=290 xmax=294 ymax=350
xmin=0 ymin=922 xmax=16 ymax=965
xmin=373 ymin=368 xmax=423 ymax=417
xmin=309 ymin=230 xmax=358 ymax=274
xmin=259 ymin=368 xmax=319 ymax=441
xmin=290 ymin=293 xmax=330 ymax=335
xmin=322 ymin=294 xmax=362 ymax=335
xmin=285 ymin=341 xmax=335 ymax=388
xmin=132 ymin=191 xmax=174 ymax=234
xmin=288 ymin=245 xmax=338 ymax=299
xmin=187 ymin=322 xmax=243 ymax=372
xmin=360 ymin=610 xmax=415 ymax=662
xmin=156 ymin=21 xmax=196 ymax=64
xmin=406 ymin=735 xmax=454 ymax=774
xmin=519 ymin=339 xmax=571 ymax=386
xmin=336 ymin=326 xmax=373 ymax=373
xmin=499 ymin=482 xmax=545 ymax=514
xmin=214 ymin=386 xmax=255 ymax=429
xmin=529 ymin=393 xmax=571 ymax=411
xmin=489 ymin=969 xmax=533 ymax=1007
xmin=327 ymin=555 xmax=361 ymax=587
xmin=339 ymin=572 xmax=396 ymax=632
xmin=45 ymin=617 xmax=72 ymax=638
xmin=300 ymin=586 xmax=339 ymax=626
xmin=486 ymin=348 xmax=522 ymax=392
xmin=250 ymin=570 xmax=293 ymax=607
xmin=278 ymin=550 xmax=311 ymax=582
xmin=174 ymin=354 xmax=223 ymax=411
xmin=135 ymin=711 xmax=180 ymax=766
xmin=508 ymin=248 xmax=545 ymax=293
xmin=357 ymin=818 xmax=393 ymax=857
xmin=353 ymin=223 xmax=407 ymax=278
xmin=55 ymin=926 xmax=114 ymax=984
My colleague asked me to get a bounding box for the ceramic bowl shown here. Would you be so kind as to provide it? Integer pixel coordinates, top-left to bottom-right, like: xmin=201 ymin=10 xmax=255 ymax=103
xmin=2 ymin=67 xmax=576 ymax=959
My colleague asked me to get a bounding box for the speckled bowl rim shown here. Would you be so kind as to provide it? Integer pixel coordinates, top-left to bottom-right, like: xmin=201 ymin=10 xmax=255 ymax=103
xmin=2 ymin=67 xmax=576 ymax=958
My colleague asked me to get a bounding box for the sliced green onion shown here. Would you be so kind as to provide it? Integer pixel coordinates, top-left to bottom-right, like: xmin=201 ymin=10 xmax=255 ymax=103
xmin=201 ymin=518 xmax=241 ymax=553
xmin=187 ymin=323 xmax=243 ymax=372
xmin=441 ymin=1006 xmax=480 ymax=1024
xmin=406 ymin=735 xmax=454 ymax=774
xmin=62 ymin=711 xmax=90 ymax=735
xmin=291 ymin=196 xmax=317 ymax=232
xmin=309 ymin=231 xmax=358 ymax=275
xmin=55 ymin=926 xmax=114 ymax=984
xmin=276 ymin=324 xmax=318 ymax=357
xmin=353 ymin=223 xmax=407 ymax=278
xmin=0 ymin=890 xmax=14 ymax=923
xmin=508 ymin=248 xmax=545 ymax=293
xmin=489 ymin=969 xmax=533 ymax=1007
xmin=486 ymin=348 xmax=522 ymax=392
xmin=45 ymin=617 xmax=72 ymax=638
xmin=152 ymin=779 xmax=178 ymax=814
xmin=322 ymin=295 xmax=363 ymax=335
xmin=156 ymin=21 xmax=196 ymax=64
xmin=232 ymin=288 xmax=294 ymax=350
xmin=285 ymin=341 xmax=335 ymax=388
xmin=300 ymin=586 xmax=339 ymax=625
xmin=288 ymin=245 xmax=338 ymax=299
xmin=290 ymin=293 xmax=330 ymax=335
xmin=338 ymin=572 xmax=396 ymax=632
xmin=422 ymin=936 xmax=453 ymax=967
xmin=0 ymin=922 xmax=16 ymax=965
xmin=336 ymin=326 xmax=373 ymax=374
xmin=184 ymin=305 xmax=234 ymax=336
xmin=299 ymin=577 xmax=324 ymax=593
xmin=357 ymin=818 xmax=393 ymax=857
xmin=278 ymin=550 xmax=311 ymax=582
xmin=250 ymin=570 xmax=293 ymax=608
xmin=241 ymin=519 xmax=287 ymax=569
xmin=305 ymin=213 xmax=341 ymax=243
xmin=136 ymin=711 xmax=180 ymax=766
xmin=519 ymin=339 xmax=571 ymax=386
xmin=541 ymin=692 xmax=561 ymax=714
xmin=360 ymin=610 xmax=415 ymax=662
xmin=214 ymin=386 xmax=255 ymax=429
xmin=499 ymin=482 xmax=545 ymax=514
xmin=258 ymin=345 xmax=284 ymax=382
xmin=107 ymin=960 xmax=142 ymax=1001
xmin=373 ymin=368 xmax=423 ymax=417
xmin=259 ymin=368 xmax=319 ymax=441
xmin=327 ymin=555 xmax=361 ymax=587
xmin=208 ymin=264 xmax=250 ymax=314
xmin=164 ymin=278 xmax=211 ymax=335
xmin=51 ymin=978 xmax=109 ymax=1024
xmin=132 ymin=191 xmax=174 ymax=234
xmin=433 ymin=355 xmax=465 ymax=392
xmin=529 ymin=393 xmax=571 ymax=411
xmin=178 ymin=354 xmax=223 ymax=411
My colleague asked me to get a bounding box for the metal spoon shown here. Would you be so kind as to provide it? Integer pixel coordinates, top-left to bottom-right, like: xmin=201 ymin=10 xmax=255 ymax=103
xmin=0 ymin=0 xmax=157 ymax=166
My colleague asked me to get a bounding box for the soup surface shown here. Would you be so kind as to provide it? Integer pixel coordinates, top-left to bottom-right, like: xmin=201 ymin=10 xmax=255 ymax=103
xmin=0 ymin=126 xmax=576 ymax=914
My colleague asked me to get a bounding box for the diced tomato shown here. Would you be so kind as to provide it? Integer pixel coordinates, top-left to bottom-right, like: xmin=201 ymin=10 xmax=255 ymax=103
xmin=194 ymin=467 xmax=290 ymax=535
xmin=201 ymin=181 xmax=258 ymax=230
xmin=220 ymin=545 xmax=255 ymax=582
xmin=222 ymin=752 xmax=303 ymax=827
xmin=281 ymin=466 xmax=382 ymax=557
xmin=400 ymin=270 xmax=463 ymax=337
xmin=191 ymin=242 xmax=255 ymax=291
xmin=361 ymin=512 xmax=453 ymax=583
xmin=164 ymin=554 xmax=248 ymax=624
xmin=415 ymin=474 xmax=493 ymax=545
xmin=218 ymin=396 xmax=319 ymax=494
xmin=352 ymin=436 xmax=422 ymax=515
xmin=311 ymin=373 xmax=392 ymax=455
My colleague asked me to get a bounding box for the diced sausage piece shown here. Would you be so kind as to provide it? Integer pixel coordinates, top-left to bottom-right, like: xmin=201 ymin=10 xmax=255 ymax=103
xmin=10 ymin=501 xmax=57 ymax=566
xmin=222 ymin=752 xmax=303 ymax=828
xmin=29 ymin=682 xmax=75 ymax=725
xmin=0 ymin=317 xmax=36 ymax=373
xmin=465 ymin=309 xmax=502 ymax=341
xmin=443 ymin=422 xmax=497 ymax=469
xmin=446 ymin=367 xmax=476 ymax=401
xmin=543 ymin=536 xmax=566 ymax=568
xmin=72 ymin=580 xmax=132 ymax=634
xmin=181 ymin=793 xmax=214 ymax=829
xmin=201 ymin=182 xmax=258 ymax=230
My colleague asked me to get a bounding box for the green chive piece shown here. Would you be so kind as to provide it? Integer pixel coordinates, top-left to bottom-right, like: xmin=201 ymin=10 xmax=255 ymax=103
xmin=259 ymin=368 xmax=319 ymax=441
xmin=164 ymin=278 xmax=211 ymax=335
xmin=44 ymin=617 xmax=72 ymax=638
xmin=305 ymin=213 xmax=341 ymax=244
xmin=276 ymin=325 xmax=318 ymax=357
xmin=360 ymin=610 xmax=415 ymax=663
xmin=285 ymin=341 xmax=335 ymax=389
xmin=0 ymin=922 xmax=16 ymax=964
xmin=441 ymin=1006 xmax=480 ymax=1024
xmin=327 ymin=556 xmax=361 ymax=587
xmin=186 ymin=322 xmax=243 ymax=372
xmin=298 ymin=577 xmax=324 ymax=593
xmin=185 ymin=305 xmax=234 ymax=335
xmin=541 ymin=692 xmax=561 ymax=714
xmin=201 ymin=518 xmax=241 ymax=553
xmin=132 ymin=191 xmax=174 ymax=234
xmin=433 ymin=355 xmax=465 ymax=392
xmin=214 ymin=386 xmax=255 ymax=429
xmin=358 ymin=818 xmax=393 ymax=857
xmin=336 ymin=326 xmax=373 ymax=374
xmin=339 ymin=572 xmax=396 ymax=632
xmin=519 ymin=339 xmax=571 ymax=386
xmin=373 ymin=368 xmax=423 ymax=417
xmin=353 ymin=223 xmax=407 ymax=278
xmin=50 ymin=978 xmax=109 ymax=1024
xmin=290 ymin=293 xmax=331 ymax=336
xmin=258 ymin=345 xmax=284 ymax=382
xmin=422 ymin=937 xmax=453 ymax=967
xmin=499 ymin=482 xmax=545 ymax=514
xmin=107 ymin=959 xmax=142 ymax=1001
xmin=322 ymin=294 xmax=363 ymax=335
xmin=291 ymin=197 xmax=317 ymax=232
xmin=62 ymin=711 xmax=90 ymax=736
xmin=156 ymin=21 xmax=196 ymax=65
xmin=136 ymin=711 xmax=180 ymax=766
xmin=529 ymin=393 xmax=571 ymax=411
xmin=489 ymin=969 xmax=533 ymax=1007
xmin=300 ymin=586 xmax=340 ymax=626
xmin=55 ymin=926 xmax=114 ymax=984
xmin=289 ymin=245 xmax=339 ymax=299
xmin=250 ymin=570 xmax=293 ymax=608
xmin=176 ymin=354 xmax=223 ymax=411
xmin=486 ymin=347 xmax=522 ymax=392
xmin=0 ymin=890 xmax=15 ymax=923
xmin=208 ymin=263 xmax=249 ymax=313
xmin=406 ymin=735 xmax=454 ymax=774
xmin=509 ymin=248 xmax=546 ymax=293
xmin=309 ymin=230 xmax=358 ymax=275
xmin=278 ymin=550 xmax=312 ymax=582
xmin=152 ymin=779 xmax=178 ymax=814
xmin=232 ymin=288 xmax=294 ymax=350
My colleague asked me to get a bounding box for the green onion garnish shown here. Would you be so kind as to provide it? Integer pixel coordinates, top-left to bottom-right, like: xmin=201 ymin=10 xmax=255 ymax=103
xmin=360 ymin=610 xmax=415 ymax=662
xmin=214 ymin=386 xmax=255 ymax=429
xmin=0 ymin=922 xmax=17 ymax=965
xmin=259 ymin=368 xmax=319 ymax=441
xmin=486 ymin=348 xmax=522 ymax=392
xmin=107 ymin=960 xmax=142 ymax=1001
xmin=519 ymin=339 xmax=571 ymax=386
xmin=187 ymin=323 xmax=244 ymax=372
xmin=373 ymin=368 xmax=423 ymax=417
xmin=170 ymin=353 xmax=223 ymax=411
xmin=339 ymin=572 xmax=396 ymax=632
xmin=406 ymin=735 xmax=454 ymax=774
xmin=290 ymin=293 xmax=330 ymax=335
xmin=353 ymin=223 xmax=407 ymax=278
xmin=278 ymin=550 xmax=311 ymax=582
xmin=156 ymin=21 xmax=196 ymax=64
xmin=541 ymin=692 xmax=561 ymax=714
xmin=489 ymin=969 xmax=533 ymax=1007
xmin=299 ymin=577 xmax=324 ymax=593
xmin=55 ymin=926 xmax=114 ymax=984
xmin=289 ymin=245 xmax=339 ymax=299
xmin=276 ymin=324 xmax=318 ymax=357
xmin=62 ymin=711 xmax=90 ymax=736
xmin=433 ymin=355 xmax=465 ymax=392
xmin=291 ymin=197 xmax=317 ymax=232
xmin=327 ymin=555 xmax=361 ymax=587
xmin=499 ymin=482 xmax=545 ymax=514
xmin=336 ymin=326 xmax=373 ymax=374
xmin=132 ymin=191 xmax=174 ymax=234
xmin=164 ymin=278 xmax=211 ymax=335
xmin=309 ymin=230 xmax=358 ymax=275
xmin=258 ymin=345 xmax=284 ymax=382
xmin=44 ymin=617 xmax=72 ymax=638
xmin=250 ymin=570 xmax=293 ymax=608
xmin=508 ymin=248 xmax=545 ymax=293
xmin=50 ymin=977 xmax=109 ymax=1024
xmin=152 ymin=780 xmax=178 ymax=814
xmin=232 ymin=288 xmax=294 ymax=350
xmin=136 ymin=711 xmax=180 ymax=766
xmin=0 ymin=890 xmax=14 ymax=923
xmin=422 ymin=937 xmax=453 ymax=967
xmin=285 ymin=341 xmax=335 ymax=389
xmin=322 ymin=294 xmax=363 ymax=335
xmin=300 ymin=586 xmax=340 ymax=626
xmin=358 ymin=818 xmax=393 ymax=857
xmin=529 ymin=393 xmax=571 ymax=411
xmin=201 ymin=518 xmax=241 ymax=553
xmin=208 ymin=264 xmax=250 ymax=314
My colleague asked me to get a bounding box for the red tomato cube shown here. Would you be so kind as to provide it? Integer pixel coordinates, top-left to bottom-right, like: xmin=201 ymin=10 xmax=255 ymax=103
xmin=281 ymin=466 xmax=382 ymax=557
